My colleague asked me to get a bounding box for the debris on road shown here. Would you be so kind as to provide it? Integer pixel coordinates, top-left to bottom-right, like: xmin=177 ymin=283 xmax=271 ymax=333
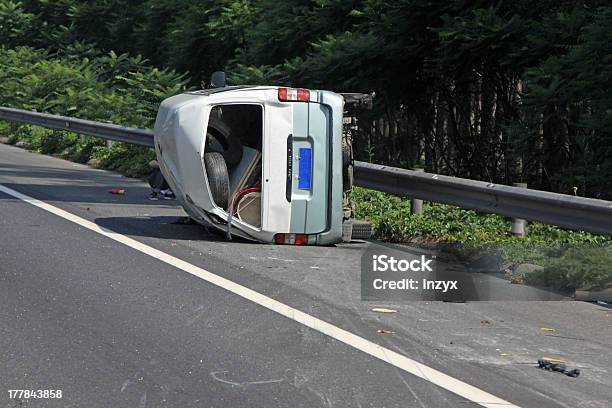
xmin=377 ymin=329 xmax=395 ymax=334
xmin=540 ymin=327 xmax=555 ymax=332
xmin=538 ymin=358 xmax=580 ymax=378
xmin=372 ymin=307 xmax=397 ymax=314
xmin=542 ymin=357 xmax=563 ymax=363
xmin=108 ymin=188 xmax=125 ymax=195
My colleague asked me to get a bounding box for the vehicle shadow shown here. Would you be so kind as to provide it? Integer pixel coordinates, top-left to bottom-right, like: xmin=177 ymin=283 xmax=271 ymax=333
xmin=94 ymin=215 xmax=255 ymax=244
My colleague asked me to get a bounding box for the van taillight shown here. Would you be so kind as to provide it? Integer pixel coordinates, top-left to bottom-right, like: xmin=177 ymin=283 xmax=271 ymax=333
xmin=278 ymin=87 xmax=311 ymax=102
xmin=274 ymin=233 xmax=311 ymax=245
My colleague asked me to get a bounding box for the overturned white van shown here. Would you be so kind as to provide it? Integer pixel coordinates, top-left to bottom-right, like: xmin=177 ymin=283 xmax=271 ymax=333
xmin=153 ymin=77 xmax=370 ymax=245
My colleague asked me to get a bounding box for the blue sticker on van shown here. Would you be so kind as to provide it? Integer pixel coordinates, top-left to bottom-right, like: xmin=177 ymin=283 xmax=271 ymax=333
xmin=298 ymin=148 xmax=312 ymax=190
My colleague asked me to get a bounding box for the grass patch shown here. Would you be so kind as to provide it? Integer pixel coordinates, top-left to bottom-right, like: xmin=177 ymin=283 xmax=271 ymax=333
xmin=351 ymin=187 xmax=612 ymax=291
xmin=351 ymin=187 xmax=607 ymax=245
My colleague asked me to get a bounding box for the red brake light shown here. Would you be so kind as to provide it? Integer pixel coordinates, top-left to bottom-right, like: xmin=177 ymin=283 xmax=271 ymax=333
xmin=274 ymin=233 xmax=311 ymax=245
xmin=296 ymin=89 xmax=310 ymax=101
xmin=278 ymin=87 xmax=310 ymax=102
xmin=278 ymin=87 xmax=288 ymax=101
xmin=294 ymin=234 xmax=309 ymax=245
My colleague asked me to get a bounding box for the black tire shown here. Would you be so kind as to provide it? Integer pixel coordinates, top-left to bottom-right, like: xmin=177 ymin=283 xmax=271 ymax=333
xmin=204 ymin=152 xmax=230 ymax=210
xmin=351 ymin=220 xmax=373 ymax=240
xmin=207 ymin=117 xmax=243 ymax=169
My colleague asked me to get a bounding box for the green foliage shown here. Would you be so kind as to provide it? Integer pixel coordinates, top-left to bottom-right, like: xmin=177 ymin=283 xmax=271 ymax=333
xmin=27 ymin=127 xmax=77 ymax=155
xmin=0 ymin=0 xmax=34 ymax=47
xmin=351 ymin=186 xmax=611 ymax=291
xmin=351 ymin=187 xmax=608 ymax=245
xmin=130 ymin=0 xmax=253 ymax=83
xmin=97 ymin=142 xmax=157 ymax=177
xmin=0 ymin=45 xmax=186 ymax=176
xmin=4 ymin=1 xmax=612 ymax=198
xmin=525 ymin=245 xmax=612 ymax=292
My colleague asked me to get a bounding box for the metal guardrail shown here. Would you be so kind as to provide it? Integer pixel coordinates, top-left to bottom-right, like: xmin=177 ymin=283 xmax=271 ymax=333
xmin=354 ymin=162 xmax=612 ymax=235
xmin=2 ymin=106 xmax=611 ymax=234
xmin=0 ymin=107 xmax=154 ymax=147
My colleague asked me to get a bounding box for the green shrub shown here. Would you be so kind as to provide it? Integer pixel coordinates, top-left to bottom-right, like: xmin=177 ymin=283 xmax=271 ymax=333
xmin=525 ymin=245 xmax=612 ymax=291
xmin=0 ymin=45 xmax=186 ymax=178
xmin=351 ymin=187 xmax=611 ymax=290
xmin=98 ymin=143 xmax=156 ymax=178
xmin=351 ymin=186 xmax=608 ymax=245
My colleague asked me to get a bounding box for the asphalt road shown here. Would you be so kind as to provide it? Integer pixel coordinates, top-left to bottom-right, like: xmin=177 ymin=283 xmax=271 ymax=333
xmin=0 ymin=142 xmax=611 ymax=408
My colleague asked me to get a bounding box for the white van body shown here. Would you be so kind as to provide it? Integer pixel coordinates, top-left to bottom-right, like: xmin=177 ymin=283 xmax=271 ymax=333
xmin=153 ymin=86 xmax=345 ymax=245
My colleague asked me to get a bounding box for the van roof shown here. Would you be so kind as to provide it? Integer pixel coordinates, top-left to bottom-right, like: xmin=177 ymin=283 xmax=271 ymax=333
xmin=186 ymin=86 xmax=277 ymax=96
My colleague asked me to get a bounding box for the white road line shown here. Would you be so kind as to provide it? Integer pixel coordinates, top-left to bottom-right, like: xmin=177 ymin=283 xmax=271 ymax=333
xmin=0 ymin=183 xmax=520 ymax=408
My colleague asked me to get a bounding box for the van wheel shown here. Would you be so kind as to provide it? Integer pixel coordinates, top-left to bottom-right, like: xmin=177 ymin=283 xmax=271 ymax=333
xmin=204 ymin=152 xmax=230 ymax=210
xmin=351 ymin=220 xmax=373 ymax=240
xmin=207 ymin=117 xmax=243 ymax=169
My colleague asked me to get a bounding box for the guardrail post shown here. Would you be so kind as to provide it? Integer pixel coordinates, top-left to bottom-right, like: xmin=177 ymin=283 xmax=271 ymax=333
xmin=511 ymin=183 xmax=528 ymax=237
xmin=9 ymin=121 xmax=17 ymax=135
xmin=410 ymin=168 xmax=424 ymax=215
xmin=106 ymin=139 xmax=113 ymax=149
